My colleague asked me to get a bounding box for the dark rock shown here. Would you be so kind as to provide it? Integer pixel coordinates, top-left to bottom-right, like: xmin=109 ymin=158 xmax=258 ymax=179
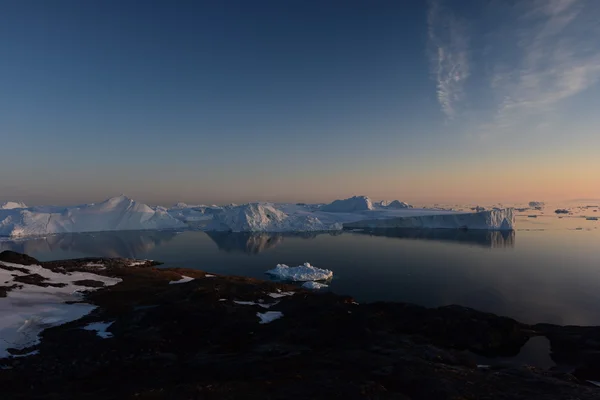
xmin=0 ymin=252 xmax=599 ymax=399
xmin=0 ymin=251 xmax=39 ymax=266
xmin=13 ymin=274 xmax=67 ymax=288
xmin=72 ymin=280 xmax=106 ymax=288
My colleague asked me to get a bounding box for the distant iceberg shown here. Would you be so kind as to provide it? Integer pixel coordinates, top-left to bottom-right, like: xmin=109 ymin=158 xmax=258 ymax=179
xmin=528 ymin=201 xmax=545 ymax=208
xmin=320 ymin=196 xmax=373 ymax=213
xmin=207 ymin=203 xmax=341 ymax=232
xmin=0 ymin=201 xmax=27 ymax=210
xmin=343 ymin=208 xmax=515 ymax=231
xmin=0 ymin=196 xmax=185 ymax=238
xmin=265 ymin=263 xmax=333 ymax=281
xmin=383 ymin=200 xmax=413 ymax=209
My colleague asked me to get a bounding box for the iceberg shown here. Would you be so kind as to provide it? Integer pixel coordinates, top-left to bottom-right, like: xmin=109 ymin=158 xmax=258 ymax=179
xmin=0 ymin=195 xmax=186 ymax=238
xmin=0 ymin=202 xmax=27 ymax=210
xmin=320 ymin=196 xmax=373 ymax=213
xmin=344 ymin=208 xmax=515 ymax=231
xmin=301 ymin=281 xmax=329 ymax=289
xmin=383 ymin=200 xmax=413 ymax=209
xmin=206 ymin=203 xmax=341 ymax=232
xmin=265 ymin=263 xmax=333 ymax=281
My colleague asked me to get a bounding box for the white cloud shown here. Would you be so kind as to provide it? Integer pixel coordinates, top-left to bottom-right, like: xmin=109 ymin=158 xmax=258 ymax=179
xmin=482 ymin=0 xmax=600 ymax=133
xmin=427 ymin=0 xmax=470 ymax=120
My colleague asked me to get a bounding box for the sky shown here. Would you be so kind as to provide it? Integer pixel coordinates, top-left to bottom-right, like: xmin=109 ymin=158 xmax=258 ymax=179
xmin=1 ymin=0 xmax=599 ymax=206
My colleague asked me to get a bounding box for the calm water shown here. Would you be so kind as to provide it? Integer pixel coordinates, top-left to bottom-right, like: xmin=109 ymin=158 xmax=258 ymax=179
xmin=2 ymin=215 xmax=599 ymax=326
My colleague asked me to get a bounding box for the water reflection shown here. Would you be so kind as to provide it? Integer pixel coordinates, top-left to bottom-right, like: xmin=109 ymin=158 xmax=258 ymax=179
xmin=205 ymin=231 xmax=342 ymax=254
xmin=0 ymin=230 xmax=178 ymax=259
xmin=205 ymin=232 xmax=285 ymax=254
xmin=352 ymin=228 xmax=515 ymax=248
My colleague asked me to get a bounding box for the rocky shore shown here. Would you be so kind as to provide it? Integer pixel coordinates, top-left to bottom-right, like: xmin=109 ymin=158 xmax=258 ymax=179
xmin=1 ymin=251 xmax=600 ymax=399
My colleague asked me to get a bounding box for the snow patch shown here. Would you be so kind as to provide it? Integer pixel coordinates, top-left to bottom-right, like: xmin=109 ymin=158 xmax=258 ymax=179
xmin=205 ymin=274 xmax=216 ymax=278
xmin=265 ymin=263 xmax=333 ymax=282
xmin=0 ymin=261 xmax=121 ymax=358
xmin=268 ymin=291 xmax=295 ymax=298
xmin=234 ymin=300 xmax=278 ymax=309
xmin=169 ymin=276 xmax=195 ymax=285
xmin=257 ymin=311 xmax=283 ymax=324
xmin=85 ymin=262 xmax=105 ymax=269
xmin=83 ymin=321 xmax=114 ymax=339
xmin=128 ymin=261 xmax=148 ymax=266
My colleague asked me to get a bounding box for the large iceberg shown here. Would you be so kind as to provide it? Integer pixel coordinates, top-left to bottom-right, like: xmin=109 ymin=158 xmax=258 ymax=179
xmin=383 ymin=200 xmax=413 ymax=209
xmin=0 ymin=196 xmax=185 ymax=238
xmin=344 ymin=208 xmax=515 ymax=231
xmin=265 ymin=263 xmax=333 ymax=281
xmin=0 ymin=202 xmax=27 ymax=210
xmin=206 ymin=203 xmax=341 ymax=232
xmin=320 ymin=196 xmax=374 ymax=213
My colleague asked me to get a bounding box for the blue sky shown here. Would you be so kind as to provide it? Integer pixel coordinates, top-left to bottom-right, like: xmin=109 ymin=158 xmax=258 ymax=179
xmin=1 ymin=0 xmax=599 ymax=206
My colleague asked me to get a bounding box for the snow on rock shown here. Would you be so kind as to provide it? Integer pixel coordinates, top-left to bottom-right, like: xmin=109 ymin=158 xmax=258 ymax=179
xmin=301 ymin=281 xmax=329 ymax=290
xmin=265 ymin=263 xmax=333 ymax=282
xmin=0 ymin=260 xmax=122 ymax=358
xmin=529 ymin=201 xmax=545 ymax=208
xmin=207 ymin=203 xmax=340 ymax=232
xmin=320 ymin=196 xmax=373 ymax=213
xmin=83 ymin=321 xmax=114 ymax=339
xmin=234 ymin=300 xmax=278 ymax=309
xmin=344 ymin=208 xmax=515 ymax=231
xmin=0 ymin=195 xmax=186 ymax=238
xmin=169 ymin=275 xmax=195 ymax=284
xmin=257 ymin=311 xmax=283 ymax=324
xmin=0 ymin=202 xmax=27 ymax=210
xmin=384 ymin=200 xmax=413 ymax=209
xmin=268 ymin=291 xmax=295 ymax=298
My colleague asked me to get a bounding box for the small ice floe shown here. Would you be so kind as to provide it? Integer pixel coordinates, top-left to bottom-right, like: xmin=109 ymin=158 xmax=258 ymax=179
xmin=234 ymin=300 xmax=278 ymax=309
xmin=586 ymin=217 xmax=599 ymax=221
xmin=169 ymin=276 xmax=195 ymax=284
xmin=218 ymin=298 xmax=227 ymax=302
xmin=205 ymin=274 xmax=216 ymax=278
xmin=265 ymin=263 xmax=333 ymax=282
xmin=83 ymin=321 xmax=114 ymax=339
xmin=301 ymin=281 xmax=329 ymax=290
xmin=477 ymin=364 xmax=491 ymax=369
xmin=257 ymin=311 xmax=283 ymax=324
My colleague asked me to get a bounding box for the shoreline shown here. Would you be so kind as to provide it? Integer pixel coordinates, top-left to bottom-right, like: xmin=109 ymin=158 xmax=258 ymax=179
xmin=1 ymin=251 xmax=600 ymax=399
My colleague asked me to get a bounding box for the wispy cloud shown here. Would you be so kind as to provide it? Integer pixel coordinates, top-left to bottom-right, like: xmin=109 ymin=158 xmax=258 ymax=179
xmin=427 ymin=0 xmax=470 ymax=120
xmin=481 ymin=0 xmax=600 ymax=133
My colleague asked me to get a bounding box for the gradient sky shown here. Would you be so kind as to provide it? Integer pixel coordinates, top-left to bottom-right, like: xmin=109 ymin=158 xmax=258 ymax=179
xmin=1 ymin=0 xmax=599 ymax=206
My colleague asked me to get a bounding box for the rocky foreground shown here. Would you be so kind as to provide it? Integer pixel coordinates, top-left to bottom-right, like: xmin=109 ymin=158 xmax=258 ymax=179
xmin=1 ymin=251 xmax=600 ymax=399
